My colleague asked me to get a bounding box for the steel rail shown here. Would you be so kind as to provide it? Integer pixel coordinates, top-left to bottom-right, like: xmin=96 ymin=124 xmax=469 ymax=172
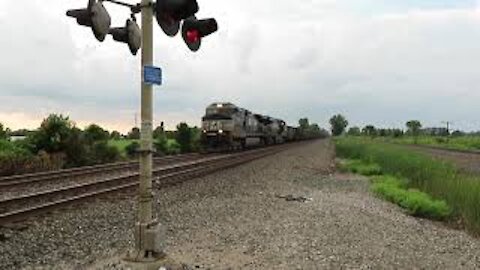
xmin=0 ymin=145 xmax=289 ymax=225
xmin=0 ymin=153 xmax=201 ymax=188
xmin=0 ymin=155 xmax=228 ymax=211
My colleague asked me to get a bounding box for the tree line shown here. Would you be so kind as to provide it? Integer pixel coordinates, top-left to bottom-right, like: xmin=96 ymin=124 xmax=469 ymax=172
xmin=328 ymin=114 xmax=471 ymax=139
xmin=0 ymin=114 xmax=328 ymax=176
xmin=0 ymin=114 xmax=201 ymax=176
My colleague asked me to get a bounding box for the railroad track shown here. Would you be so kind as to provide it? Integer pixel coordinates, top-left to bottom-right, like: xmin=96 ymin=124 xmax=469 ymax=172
xmin=0 ymin=144 xmax=294 ymax=225
xmin=0 ymin=153 xmax=201 ymax=188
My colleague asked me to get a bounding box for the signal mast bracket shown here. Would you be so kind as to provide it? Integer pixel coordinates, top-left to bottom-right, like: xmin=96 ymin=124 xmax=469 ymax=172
xmin=101 ymin=0 xmax=152 ymax=14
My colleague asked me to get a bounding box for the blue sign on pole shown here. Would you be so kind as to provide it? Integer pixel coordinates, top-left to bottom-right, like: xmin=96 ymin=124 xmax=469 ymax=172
xmin=143 ymin=65 xmax=162 ymax=85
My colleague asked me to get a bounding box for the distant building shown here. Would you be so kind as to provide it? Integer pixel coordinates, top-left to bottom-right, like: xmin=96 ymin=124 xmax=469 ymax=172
xmin=421 ymin=127 xmax=448 ymax=136
xmin=9 ymin=135 xmax=27 ymax=141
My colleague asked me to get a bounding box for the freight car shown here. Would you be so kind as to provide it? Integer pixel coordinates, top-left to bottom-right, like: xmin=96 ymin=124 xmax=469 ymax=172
xmin=200 ymin=102 xmax=295 ymax=151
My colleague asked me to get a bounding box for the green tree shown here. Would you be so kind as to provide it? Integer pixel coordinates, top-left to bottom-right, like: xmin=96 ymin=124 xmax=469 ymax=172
xmin=362 ymin=125 xmax=377 ymax=137
xmin=110 ymin=130 xmax=121 ymax=140
xmin=153 ymin=122 xmax=165 ymax=139
xmin=84 ymin=124 xmax=109 ymax=143
xmin=329 ymin=114 xmax=348 ymax=136
xmin=30 ymin=114 xmax=73 ymax=153
xmin=64 ymin=127 xmax=89 ymax=167
xmin=347 ymin=127 xmax=361 ymax=136
xmin=406 ymin=120 xmax=422 ymax=144
xmin=0 ymin=123 xmax=9 ymax=140
xmin=392 ymin=129 xmax=404 ymax=138
xmin=128 ymin=127 xmax=140 ymax=140
xmin=176 ymin=122 xmax=193 ymax=153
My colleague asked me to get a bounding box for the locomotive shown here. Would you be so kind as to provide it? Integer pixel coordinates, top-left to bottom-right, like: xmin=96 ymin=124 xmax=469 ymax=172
xmin=200 ymin=102 xmax=298 ymax=151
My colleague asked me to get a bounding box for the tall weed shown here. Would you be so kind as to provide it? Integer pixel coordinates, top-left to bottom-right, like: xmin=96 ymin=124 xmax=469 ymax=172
xmin=335 ymin=138 xmax=480 ymax=233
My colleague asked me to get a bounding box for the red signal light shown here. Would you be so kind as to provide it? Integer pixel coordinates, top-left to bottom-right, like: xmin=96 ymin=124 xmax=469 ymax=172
xmin=186 ymin=29 xmax=200 ymax=43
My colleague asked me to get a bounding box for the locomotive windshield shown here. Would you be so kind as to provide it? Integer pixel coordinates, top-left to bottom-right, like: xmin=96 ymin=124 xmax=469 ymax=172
xmin=204 ymin=106 xmax=238 ymax=120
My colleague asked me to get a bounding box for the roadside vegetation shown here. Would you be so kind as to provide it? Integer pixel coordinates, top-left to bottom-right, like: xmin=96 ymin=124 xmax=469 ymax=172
xmin=338 ymin=158 xmax=450 ymax=220
xmin=382 ymin=136 xmax=480 ymax=151
xmin=344 ymin=120 xmax=480 ymax=151
xmin=0 ymin=115 xmax=201 ymax=176
xmin=328 ymin=113 xmax=480 ymax=152
xmin=335 ymin=137 xmax=480 ymax=233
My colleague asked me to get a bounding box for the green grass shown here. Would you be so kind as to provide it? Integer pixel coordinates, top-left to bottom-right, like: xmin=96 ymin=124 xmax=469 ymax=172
xmin=378 ymin=135 xmax=480 ymax=151
xmin=335 ymin=137 xmax=480 ymax=233
xmin=108 ymin=139 xmax=138 ymax=156
xmin=108 ymin=138 xmax=179 ymax=157
xmin=338 ymin=157 xmax=450 ymax=219
xmin=338 ymin=159 xmax=382 ymax=176
xmin=371 ymin=175 xmax=450 ymax=220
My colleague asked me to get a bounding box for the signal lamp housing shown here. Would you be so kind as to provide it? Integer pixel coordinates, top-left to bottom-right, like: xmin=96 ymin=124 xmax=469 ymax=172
xmin=109 ymin=19 xmax=142 ymax=55
xmin=155 ymin=0 xmax=199 ymax=37
xmin=181 ymin=16 xmax=218 ymax=52
xmin=66 ymin=0 xmax=111 ymax=42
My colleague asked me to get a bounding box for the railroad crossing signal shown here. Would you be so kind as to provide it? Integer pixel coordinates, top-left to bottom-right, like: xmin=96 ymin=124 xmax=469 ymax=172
xmin=155 ymin=0 xmax=198 ymax=36
xmin=109 ymin=18 xmax=142 ymax=55
xmin=66 ymin=0 xmax=218 ymax=264
xmin=66 ymin=0 xmax=111 ymax=42
xmin=182 ymin=16 xmax=218 ymax=52
xmin=66 ymin=0 xmax=218 ymax=55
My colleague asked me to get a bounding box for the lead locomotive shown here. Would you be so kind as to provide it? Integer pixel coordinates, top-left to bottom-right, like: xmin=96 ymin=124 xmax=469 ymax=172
xmin=200 ymin=102 xmax=297 ymax=152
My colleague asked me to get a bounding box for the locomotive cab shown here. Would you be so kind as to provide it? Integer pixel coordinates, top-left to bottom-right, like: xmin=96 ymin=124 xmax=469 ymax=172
xmin=201 ymin=103 xmax=244 ymax=151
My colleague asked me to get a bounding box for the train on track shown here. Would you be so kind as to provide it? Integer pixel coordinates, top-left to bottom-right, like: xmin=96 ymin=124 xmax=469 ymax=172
xmin=200 ymin=102 xmax=314 ymax=152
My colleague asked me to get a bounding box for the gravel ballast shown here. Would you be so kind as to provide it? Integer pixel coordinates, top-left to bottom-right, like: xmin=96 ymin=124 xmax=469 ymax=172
xmin=1 ymin=139 xmax=480 ymax=269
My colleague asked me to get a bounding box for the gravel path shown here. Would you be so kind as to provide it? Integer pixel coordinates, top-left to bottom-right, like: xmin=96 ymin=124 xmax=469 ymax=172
xmin=1 ymin=140 xmax=480 ymax=269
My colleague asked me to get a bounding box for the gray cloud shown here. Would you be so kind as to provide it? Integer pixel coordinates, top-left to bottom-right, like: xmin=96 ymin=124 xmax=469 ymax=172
xmin=0 ymin=1 xmax=479 ymax=132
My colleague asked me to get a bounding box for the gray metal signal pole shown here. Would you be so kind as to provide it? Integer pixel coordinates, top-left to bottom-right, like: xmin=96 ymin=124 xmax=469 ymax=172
xmin=139 ymin=0 xmax=153 ymax=230
xmin=134 ymin=0 xmax=164 ymax=260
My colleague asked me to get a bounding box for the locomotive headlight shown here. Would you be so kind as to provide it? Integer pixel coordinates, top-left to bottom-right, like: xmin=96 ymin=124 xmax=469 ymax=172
xmin=218 ymin=129 xmax=223 ymax=134
xmin=202 ymin=130 xmax=207 ymax=133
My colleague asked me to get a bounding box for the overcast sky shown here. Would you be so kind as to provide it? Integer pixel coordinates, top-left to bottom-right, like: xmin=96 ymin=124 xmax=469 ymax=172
xmin=1 ymin=0 xmax=479 ymax=133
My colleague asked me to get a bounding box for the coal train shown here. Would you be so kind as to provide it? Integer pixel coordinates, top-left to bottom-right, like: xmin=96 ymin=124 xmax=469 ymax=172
xmin=200 ymin=102 xmax=305 ymax=151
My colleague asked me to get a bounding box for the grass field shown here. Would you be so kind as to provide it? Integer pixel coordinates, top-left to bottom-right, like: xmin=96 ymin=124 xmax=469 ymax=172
xmin=377 ymin=135 xmax=480 ymax=151
xmin=108 ymin=138 xmax=178 ymax=157
xmin=108 ymin=139 xmax=137 ymax=157
xmin=335 ymin=137 xmax=480 ymax=233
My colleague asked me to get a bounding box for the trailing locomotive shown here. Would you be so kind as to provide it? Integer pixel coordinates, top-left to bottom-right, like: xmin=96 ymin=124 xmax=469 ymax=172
xmin=201 ymin=102 xmax=296 ymax=151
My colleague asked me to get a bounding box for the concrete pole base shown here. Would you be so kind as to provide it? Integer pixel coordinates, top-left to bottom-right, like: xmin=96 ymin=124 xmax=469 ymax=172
xmin=122 ymin=252 xmax=185 ymax=270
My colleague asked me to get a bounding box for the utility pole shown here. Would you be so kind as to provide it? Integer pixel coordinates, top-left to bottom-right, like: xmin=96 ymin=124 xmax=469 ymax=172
xmin=441 ymin=121 xmax=453 ymax=143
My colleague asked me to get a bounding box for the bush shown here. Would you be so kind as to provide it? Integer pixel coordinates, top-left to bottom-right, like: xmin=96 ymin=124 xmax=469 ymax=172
xmin=371 ymin=175 xmax=451 ymax=220
xmin=176 ymin=122 xmax=193 ymax=153
xmin=154 ymin=135 xmax=169 ymax=155
xmin=126 ymin=141 xmax=140 ymax=158
xmin=91 ymin=142 xmax=121 ymax=164
xmin=167 ymin=140 xmax=181 ymax=155
xmin=0 ymin=140 xmax=64 ymax=176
